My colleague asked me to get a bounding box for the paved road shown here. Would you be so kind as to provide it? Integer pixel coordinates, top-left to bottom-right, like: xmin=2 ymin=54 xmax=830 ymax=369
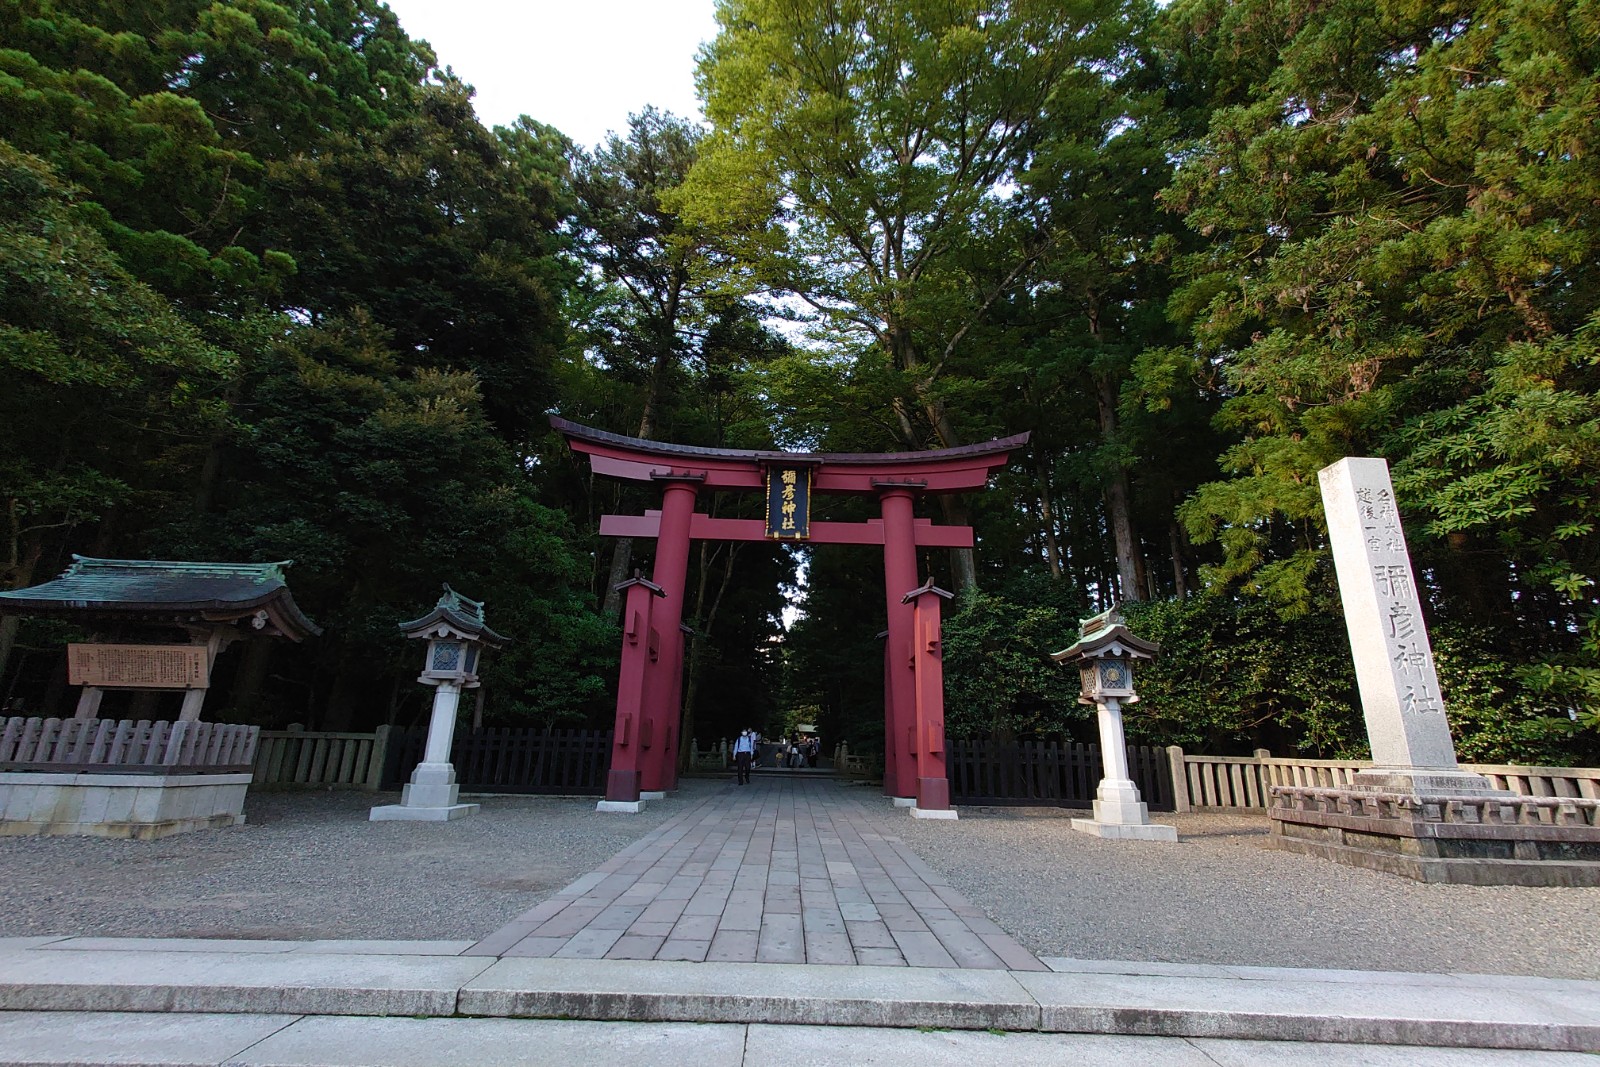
xmin=471 ymin=776 xmax=1043 ymax=968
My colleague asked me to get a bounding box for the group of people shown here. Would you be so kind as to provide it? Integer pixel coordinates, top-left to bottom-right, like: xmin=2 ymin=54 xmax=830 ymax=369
xmin=731 ymin=730 xmax=821 ymax=784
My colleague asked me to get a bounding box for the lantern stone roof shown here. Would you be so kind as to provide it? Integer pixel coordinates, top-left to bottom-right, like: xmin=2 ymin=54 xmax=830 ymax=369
xmin=398 ymin=585 xmax=507 ymax=647
xmin=1050 ymin=606 xmax=1159 ymax=663
xmin=0 ymin=556 xmax=321 ymax=640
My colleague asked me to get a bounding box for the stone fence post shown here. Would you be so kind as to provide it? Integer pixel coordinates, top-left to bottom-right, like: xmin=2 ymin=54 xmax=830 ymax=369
xmin=1166 ymin=745 xmax=1191 ymax=813
xmin=366 ymin=724 xmax=392 ymax=792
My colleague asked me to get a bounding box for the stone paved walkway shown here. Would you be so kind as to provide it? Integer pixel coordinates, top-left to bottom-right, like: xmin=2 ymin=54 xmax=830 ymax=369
xmin=466 ymin=778 xmax=1045 ymax=969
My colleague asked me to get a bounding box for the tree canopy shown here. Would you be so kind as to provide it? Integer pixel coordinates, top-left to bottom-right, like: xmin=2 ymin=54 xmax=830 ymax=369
xmin=1 ymin=0 xmax=1595 ymax=765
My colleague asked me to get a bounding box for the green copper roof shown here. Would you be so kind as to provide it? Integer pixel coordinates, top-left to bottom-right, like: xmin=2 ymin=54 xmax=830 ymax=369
xmin=0 ymin=556 xmax=321 ymax=640
xmin=398 ymin=584 xmax=508 ymax=647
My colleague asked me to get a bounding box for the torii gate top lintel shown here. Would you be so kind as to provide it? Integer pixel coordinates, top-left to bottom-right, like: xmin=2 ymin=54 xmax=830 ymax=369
xmin=551 ymin=415 xmax=1028 ymax=495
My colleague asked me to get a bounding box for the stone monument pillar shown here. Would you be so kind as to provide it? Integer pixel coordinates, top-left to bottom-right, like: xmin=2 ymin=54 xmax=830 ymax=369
xmin=1319 ymin=458 xmax=1496 ymax=795
xmin=1266 ymin=458 xmax=1600 ymax=885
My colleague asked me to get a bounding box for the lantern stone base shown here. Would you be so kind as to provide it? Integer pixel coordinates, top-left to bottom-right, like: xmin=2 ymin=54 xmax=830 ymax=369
xmin=368 ymin=762 xmax=479 ymax=822
xmin=1071 ymin=779 xmax=1179 ymax=841
xmin=1070 ymin=817 xmax=1179 ymax=841
xmin=369 ymin=801 xmax=480 ymax=821
xmin=1268 ymin=785 xmax=1600 ymax=886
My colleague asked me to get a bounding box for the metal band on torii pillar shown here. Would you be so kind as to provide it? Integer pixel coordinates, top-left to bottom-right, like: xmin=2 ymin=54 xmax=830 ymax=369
xmin=877 ymin=484 xmax=922 ymax=801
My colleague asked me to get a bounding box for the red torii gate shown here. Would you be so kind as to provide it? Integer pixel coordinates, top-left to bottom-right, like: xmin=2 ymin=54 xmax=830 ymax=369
xmin=553 ymin=417 xmax=1028 ymax=815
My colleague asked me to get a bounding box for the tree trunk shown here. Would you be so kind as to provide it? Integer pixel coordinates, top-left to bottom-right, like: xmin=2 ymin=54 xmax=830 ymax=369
xmin=937 ymin=495 xmax=979 ymax=593
xmin=602 ymin=323 xmax=680 ymax=618
xmin=0 ymin=541 xmax=43 ymax=687
xmin=1036 ymin=455 xmax=1063 ymax=579
xmin=1168 ymin=520 xmax=1189 ymax=599
xmin=601 ymin=537 xmax=634 ymax=618
xmin=1096 ymin=374 xmax=1145 ymax=602
xmin=678 ymin=540 xmax=740 ymax=771
xmin=230 ymin=637 xmax=276 ymax=720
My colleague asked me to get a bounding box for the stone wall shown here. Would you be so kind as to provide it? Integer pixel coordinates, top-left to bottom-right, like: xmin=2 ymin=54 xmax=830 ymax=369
xmin=0 ymin=771 xmax=251 ymax=840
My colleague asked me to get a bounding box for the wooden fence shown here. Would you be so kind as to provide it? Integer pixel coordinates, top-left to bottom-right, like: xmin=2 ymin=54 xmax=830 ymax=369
xmin=1168 ymin=747 xmax=1600 ymax=812
xmin=395 ymin=727 xmax=613 ymax=795
xmin=253 ymin=726 xmax=397 ymax=791
xmin=947 ymin=739 xmax=1174 ymax=811
xmin=0 ymin=716 xmax=258 ymax=773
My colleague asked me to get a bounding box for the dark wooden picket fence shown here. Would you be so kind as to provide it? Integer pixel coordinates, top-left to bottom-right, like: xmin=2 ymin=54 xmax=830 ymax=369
xmin=394 ymin=728 xmax=612 ymax=795
xmin=946 ymin=739 xmax=1174 ymax=812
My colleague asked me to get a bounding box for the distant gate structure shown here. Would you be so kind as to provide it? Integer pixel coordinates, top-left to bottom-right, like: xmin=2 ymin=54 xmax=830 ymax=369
xmin=553 ymin=417 xmax=1028 ymax=816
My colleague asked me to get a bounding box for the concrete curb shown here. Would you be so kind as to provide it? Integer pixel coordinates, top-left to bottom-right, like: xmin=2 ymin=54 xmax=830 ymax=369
xmin=0 ymin=941 xmax=1595 ymax=1053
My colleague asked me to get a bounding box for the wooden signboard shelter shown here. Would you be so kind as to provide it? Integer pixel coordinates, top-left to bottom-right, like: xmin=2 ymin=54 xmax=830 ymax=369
xmin=0 ymin=557 xmax=321 ymax=722
xmin=553 ymin=416 xmax=1027 ymax=815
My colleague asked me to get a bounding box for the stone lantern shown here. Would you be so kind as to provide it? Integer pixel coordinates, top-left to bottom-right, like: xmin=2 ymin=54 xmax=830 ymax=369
xmin=1052 ymin=606 xmax=1176 ymax=841
xmin=370 ymin=586 xmax=506 ymax=823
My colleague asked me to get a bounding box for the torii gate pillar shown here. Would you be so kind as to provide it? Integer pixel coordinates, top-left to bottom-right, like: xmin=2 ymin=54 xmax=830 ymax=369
xmin=879 ymin=487 xmax=920 ymax=801
xmin=599 ymin=575 xmax=666 ymax=810
xmin=641 ymin=477 xmax=699 ymax=795
xmin=904 ymin=579 xmax=955 ymax=818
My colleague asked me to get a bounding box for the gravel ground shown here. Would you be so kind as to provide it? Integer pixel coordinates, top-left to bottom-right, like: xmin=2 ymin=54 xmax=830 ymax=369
xmin=850 ymin=793 xmax=1600 ymax=980
xmin=3 ymin=779 xmax=1597 ymax=981
xmin=0 ymin=784 xmax=711 ymax=941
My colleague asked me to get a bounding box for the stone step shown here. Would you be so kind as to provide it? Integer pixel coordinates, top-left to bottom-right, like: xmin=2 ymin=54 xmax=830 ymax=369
xmin=0 ymin=941 xmax=1596 ymax=1053
xmin=0 ymin=1012 xmax=1592 ymax=1067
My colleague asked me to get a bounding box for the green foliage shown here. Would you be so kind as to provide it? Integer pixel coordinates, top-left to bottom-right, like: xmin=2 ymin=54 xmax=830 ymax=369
xmin=681 ymin=0 xmax=1150 ymax=455
xmin=1164 ymin=0 xmax=1600 ymax=630
xmin=0 ymin=141 xmax=229 ymax=585
xmin=156 ymin=313 xmax=613 ymax=726
xmin=940 ymin=587 xmax=1087 ymax=741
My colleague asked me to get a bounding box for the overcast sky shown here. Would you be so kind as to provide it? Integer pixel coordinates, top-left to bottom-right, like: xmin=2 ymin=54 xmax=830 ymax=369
xmin=381 ymin=0 xmax=719 ymax=150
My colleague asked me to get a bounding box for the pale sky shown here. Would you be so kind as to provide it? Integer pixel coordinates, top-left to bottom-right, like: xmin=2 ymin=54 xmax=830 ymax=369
xmin=381 ymin=0 xmax=719 ymax=150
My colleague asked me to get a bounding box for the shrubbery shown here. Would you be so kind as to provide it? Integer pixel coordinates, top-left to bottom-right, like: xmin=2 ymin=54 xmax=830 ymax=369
xmin=941 ymin=589 xmax=1596 ymax=766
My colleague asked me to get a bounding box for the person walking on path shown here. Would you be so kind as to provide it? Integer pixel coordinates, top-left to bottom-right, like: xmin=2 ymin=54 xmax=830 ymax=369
xmin=733 ymin=729 xmax=756 ymax=785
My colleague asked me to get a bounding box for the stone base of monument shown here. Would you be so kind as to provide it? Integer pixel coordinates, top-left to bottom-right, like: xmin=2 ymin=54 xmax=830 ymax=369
xmin=369 ymin=762 xmax=480 ymax=822
xmin=1070 ymin=780 xmax=1179 ymax=842
xmin=1267 ymin=784 xmax=1600 ymax=887
xmin=0 ymin=771 xmax=251 ymax=840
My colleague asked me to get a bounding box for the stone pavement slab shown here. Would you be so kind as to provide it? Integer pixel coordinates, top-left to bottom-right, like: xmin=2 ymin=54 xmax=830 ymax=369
xmin=0 ymin=946 xmax=494 ymax=1016
xmin=0 ymin=1011 xmax=299 ymax=1067
xmin=231 ymin=1016 xmax=750 ymax=1067
xmin=459 ymin=956 xmax=1040 ymax=1029
xmin=0 ymin=1013 xmax=1592 ymax=1067
xmin=0 ymin=940 xmax=1596 ymax=1053
xmin=743 ymin=1025 xmax=1598 ymax=1066
xmin=471 ymin=777 xmax=1045 ymax=969
xmin=1015 ymin=968 xmax=1600 ymax=1051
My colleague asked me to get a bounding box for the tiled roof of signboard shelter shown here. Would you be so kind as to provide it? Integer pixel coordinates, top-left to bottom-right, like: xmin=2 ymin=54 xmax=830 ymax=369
xmin=0 ymin=556 xmax=321 ymax=639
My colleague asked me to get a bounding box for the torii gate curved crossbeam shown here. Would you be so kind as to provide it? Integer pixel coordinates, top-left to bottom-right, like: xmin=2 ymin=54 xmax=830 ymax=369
xmin=553 ymin=416 xmax=1028 ymax=814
